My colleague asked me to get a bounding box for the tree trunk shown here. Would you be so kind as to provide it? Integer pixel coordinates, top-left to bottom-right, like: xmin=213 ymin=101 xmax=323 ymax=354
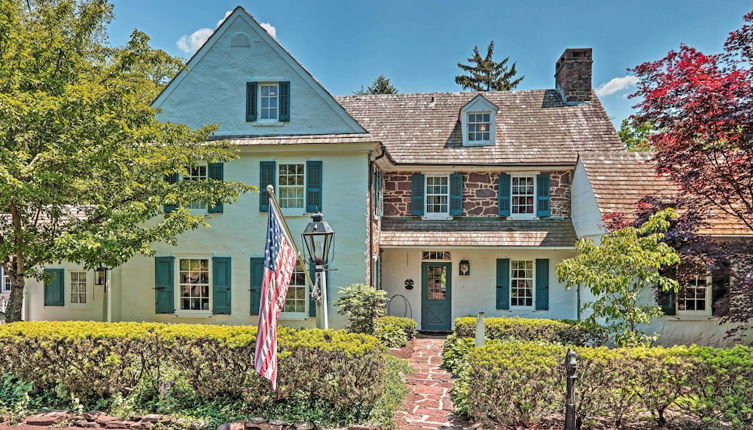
xmin=5 ymin=268 xmax=24 ymax=322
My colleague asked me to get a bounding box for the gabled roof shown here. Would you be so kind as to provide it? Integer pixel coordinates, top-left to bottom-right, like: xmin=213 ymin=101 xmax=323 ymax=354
xmin=460 ymin=94 xmax=499 ymax=115
xmin=336 ymin=89 xmax=623 ymax=166
xmin=579 ymin=151 xmax=751 ymax=237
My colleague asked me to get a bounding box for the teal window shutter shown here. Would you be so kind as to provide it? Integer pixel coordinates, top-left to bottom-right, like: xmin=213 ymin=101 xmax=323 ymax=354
xmin=259 ymin=161 xmax=276 ymax=212
xmin=250 ymin=257 xmax=264 ymax=315
xmin=498 ymin=173 xmax=511 ymax=216
xmin=154 ymin=257 xmax=175 ymax=314
xmin=449 ymin=173 xmax=463 ymax=216
xmin=535 ymin=259 xmax=550 ymax=311
xmin=212 ymin=257 xmax=232 ymax=315
xmin=496 ymin=259 xmax=510 ymax=310
xmin=279 ymin=81 xmax=290 ymax=121
xmin=246 ymin=82 xmax=258 ymax=121
xmin=163 ymin=173 xmax=179 ymax=214
xmin=43 ymin=268 xmax=64 ymax=306
xmin=208 ymin=162 xmax=224 ymax=213
xmin=306 ymin=160 xmax=323 ymax=212
xmin=308 ymin=261 xmax=317 ymax=317
xmin=536 ymin=173 xmax=551 ymax=217
xmin=410 ymin=173 xmax=425 ymax=216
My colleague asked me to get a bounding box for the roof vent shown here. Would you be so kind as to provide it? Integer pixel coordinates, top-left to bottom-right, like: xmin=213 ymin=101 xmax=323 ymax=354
xmin=429 ymin=96 xmax=436 ymax=108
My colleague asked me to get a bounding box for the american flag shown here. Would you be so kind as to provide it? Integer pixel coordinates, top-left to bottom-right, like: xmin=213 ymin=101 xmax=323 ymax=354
xmin=254 ymin=200 xmax=297 ymax=390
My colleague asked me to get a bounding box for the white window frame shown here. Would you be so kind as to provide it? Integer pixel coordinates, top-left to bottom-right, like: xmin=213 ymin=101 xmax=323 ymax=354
xmin=258 ymin=83 xmax=280 ymax=122
xmin=65 ymin=269 xmax=92 ymax=307
xmin=0 ymin=266 xmax=11 ymax=293
xmin=182 ymin=164 xmax=208 ymax=211
xmin=422 ymin=251 xmax=451 ymax=261
xmin=276 ymin=160 xmax=306 ymax=215
xmin=424 ymin=174 xmax=450 ymax=219
xmin=174 ymin=255 xmax=213 ymax=316
xmin=69 ymin=270 xmax=88 ymax=305
xmin=510 ymin=175 xmax=537 ymax=219
xmin=280 ymin=260 xmax=308 ymax=319
xmin=676 ymin=273 xmax=713 ymax=317
xmin=466 ymin=112 xmax=492 ymax=144
xmin=510 ymin=259 xmax=535 ymax=309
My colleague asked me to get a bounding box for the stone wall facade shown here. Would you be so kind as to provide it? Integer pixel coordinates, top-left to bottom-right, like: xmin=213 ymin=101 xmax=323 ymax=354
xmin=383 ymin=170 xmax=571 ymax=218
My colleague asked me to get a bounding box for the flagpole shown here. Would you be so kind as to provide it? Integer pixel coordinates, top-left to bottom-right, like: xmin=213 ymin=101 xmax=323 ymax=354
xmin=266 ymin=185 xmax=317 ymax=293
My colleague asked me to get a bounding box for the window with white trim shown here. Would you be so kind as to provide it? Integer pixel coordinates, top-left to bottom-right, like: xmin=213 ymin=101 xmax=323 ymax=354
xmin=511 ymin=176 xmax=535 ymax=216
xmin=467 ymin=113 xmax=491 ymax=143
xmin=422 ymin=251 xmax=451 ymax=261
xmin=510 ymin=260 xmax=534 ymax=308
xmin=278 ymin=163 xmax=305 ymax=209
xmin=184 ymin=165 xmax=207 ymax=210
xmin=677 ymin=273 xmax=712 ymax=315
xmin=1 ymin=267 xmax=12 ymax=293
xmin=70 ymin=271 xmax=87 ymax=304
xmin=282 ymin=262 xmax=307 ymax=314
xmin=425 ymin=176 xmax=449 ymax=215
xmin=178 ymin=258 xmax=210 ymax=311
xmin=259 ymin=84 xmax=279 ymax=121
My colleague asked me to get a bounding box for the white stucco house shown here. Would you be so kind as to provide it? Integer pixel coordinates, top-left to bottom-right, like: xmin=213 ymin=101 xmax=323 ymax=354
xmin=18 ymin=7 xmax=752 ymax=345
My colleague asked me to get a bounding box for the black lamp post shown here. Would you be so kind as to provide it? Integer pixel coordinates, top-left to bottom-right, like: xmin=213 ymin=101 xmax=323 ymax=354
xmin=94 ymin=263 xmax=110 ymax=290
xmin=301 ymin=213 xmax=335 ymax=329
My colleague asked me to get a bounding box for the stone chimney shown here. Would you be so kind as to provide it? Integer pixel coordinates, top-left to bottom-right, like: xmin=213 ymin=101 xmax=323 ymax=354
xmin=555 ymin=48 xmax=593 ymax=103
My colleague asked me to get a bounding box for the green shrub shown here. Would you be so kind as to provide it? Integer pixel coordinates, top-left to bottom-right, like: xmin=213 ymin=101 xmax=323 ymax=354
xmin=453 ymin=316 xmax=607 ymax=346
xmin=456 ymin=340 xmax=753 ymax=429
xmin=376 ymin=317 xmax=416 ymax=340
xmin=335 ymin=284 xmax=387 ymax=334
xmin=374 ymin=324 xmax=407 ymax=349
xmin=441 ymin=334 xmax=475 ymax=374
xmin=367 ymin=355 xmax=413 ymax=429
xmin=0 ymin=321 xmax=386 ymax=425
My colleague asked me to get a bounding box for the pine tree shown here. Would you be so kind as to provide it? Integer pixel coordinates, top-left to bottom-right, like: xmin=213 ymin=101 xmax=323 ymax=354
xmin=455 ymin=41 xmax=524 ymax=91
xmin=354 ymin=75 xmax=398 ymax=94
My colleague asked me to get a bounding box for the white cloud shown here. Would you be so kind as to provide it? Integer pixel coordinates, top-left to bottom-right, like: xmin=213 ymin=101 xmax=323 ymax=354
xmin=260 ymin=22 xmax=277 ymax=39
xmin=595 ymin=75 xmax=639 ymax=97
xmin=176 ymin=10 xmax=235 ymax=54
xmin=216 ymin=10 xmax=232 ymax=28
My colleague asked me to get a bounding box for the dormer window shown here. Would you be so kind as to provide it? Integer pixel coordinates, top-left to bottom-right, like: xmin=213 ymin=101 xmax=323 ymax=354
xmin=468 ymin=113 xmax=491 ymax=143
xmin=460 ymin=95 xmax=497 ymax=146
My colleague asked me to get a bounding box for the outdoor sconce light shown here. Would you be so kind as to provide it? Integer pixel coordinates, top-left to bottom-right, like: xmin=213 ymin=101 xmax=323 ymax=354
xmin=301 ymin=213 xmax=335 ymax=267
xmin=94 ymin=263 xmax=110 ymax=291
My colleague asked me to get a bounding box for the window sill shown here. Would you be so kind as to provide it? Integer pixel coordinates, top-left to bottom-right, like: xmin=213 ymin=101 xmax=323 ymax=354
xmin=174 ymin=312 xmax=213 ymax=318
xmin=281 ymin=210 xmax=309 ymax=217
xmin=422 ymin=215 xmax=453 ymax=221
xmin=253 ymin=122 xmax=285 ymax=127
xmin=280 ymin=314 xmax=310 ymax=321
xmin=667 ymin=315 xmax=716 ymax=321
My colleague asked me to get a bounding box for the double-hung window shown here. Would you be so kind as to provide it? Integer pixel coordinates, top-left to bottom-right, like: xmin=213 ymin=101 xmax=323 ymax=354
xmin=511 ymin=176 xmax=535 ymax=216
xmin=677 ymin=273 xmax=712 ymax=316
xmin=467 ymin=113 xmax=491 ymax=143
xmin=184 ymin=165 xmax=207 ymax=210
xmin=70 ymin=271 xmax=87 ymax=304
xmin=1 ymin=268 xmax=12 ymax=293
xmin=178 ymin=258 xmax=210 ymax=312
xmin=425 ymin=175 xmax=449 ymax=216
xmin=278 ymin=162 xmax=305 ymax=210
xmin=510 ymin=260 xmax=534 ymax=308
xmin=282 ymin=262 xmax=307 ymax=315
xmin=259 ymin=84 xmax=279 ymax=121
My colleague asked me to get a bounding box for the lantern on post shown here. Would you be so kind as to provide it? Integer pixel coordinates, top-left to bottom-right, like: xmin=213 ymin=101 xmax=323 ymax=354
xmin=564 ymin=349 xmax=578 ymax=430
xmin=301 ymin=212 xmax=335 ymax=329
xmin=94 ymin=263 xmax=110 ymax=290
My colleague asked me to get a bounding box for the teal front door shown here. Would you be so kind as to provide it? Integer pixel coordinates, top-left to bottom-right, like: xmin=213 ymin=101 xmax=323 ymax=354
xmin=421 ymin=262 xmax=452 ymax=331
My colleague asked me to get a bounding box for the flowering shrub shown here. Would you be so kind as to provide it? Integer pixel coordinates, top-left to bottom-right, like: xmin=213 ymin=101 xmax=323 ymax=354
xmin=457 ymin=340 xmax=753 ymax=428
xmin=453 ymin=316 xmax=608 ymax=346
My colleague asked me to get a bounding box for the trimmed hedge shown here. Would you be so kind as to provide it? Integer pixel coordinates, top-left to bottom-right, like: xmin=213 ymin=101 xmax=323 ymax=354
xmin=0 ymin=322 xmax=385 ymax=415
xmin=453 ymin=316 xmax=607 ymax=346
xmin=458 ymin=340 xmax=753 ymax=429
xmin=373 ymin=317 xmax=416 ymax=349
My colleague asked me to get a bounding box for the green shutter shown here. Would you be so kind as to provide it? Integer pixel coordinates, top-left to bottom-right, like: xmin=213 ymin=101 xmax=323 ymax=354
xmin=212 ymin=257 xmax=231 ymax=315
xmin=43 ymin=268 xmax=64 ymax=306
xmin=246 ymin=82 xmax=258 ymax=122
xmin=498 ymin=173 xmax=511 ymax=216
xmin=308 ymin=261 xmax=317 ymax=317
xmin=535 ymin=259 xmax=550 ymax=311
xmin=208 ymin=162 xmax=224 ymax=213
xmin=279 ymin=81 xmax=290 ymax=121
xmin=536 ymin=173 xmax=551 ymax=218
xmin=410 ymin=173 xmax=425 ymax=216
xmin=250 ymin=257 xmax=264 ymax=315
xmin=259 ymin=161 xmax=276 ymax=212
xmin=449 ymin=173 xmax=463 ymax=216
xmin=658 ymin=289 xmax=676 ymax=315
xmin=306 ymin=160 xmax=323 ymax=212
xmin=163 ymin=173 xmax=179 ymax=214
xmin=496 ymin=259 xmax=510 ymax=310
xmin=155 ymin=257 xmax=175 ymax=314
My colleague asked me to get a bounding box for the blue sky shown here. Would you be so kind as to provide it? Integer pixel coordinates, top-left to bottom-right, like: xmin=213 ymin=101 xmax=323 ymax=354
xmin=108 ymin=0 xmax=752 ymax=125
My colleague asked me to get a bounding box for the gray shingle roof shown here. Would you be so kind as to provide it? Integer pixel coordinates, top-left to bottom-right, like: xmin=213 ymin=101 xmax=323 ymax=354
xmin=336 ymin=90 xmax=623 ymax=166
xmin=380 ymin=218 xmax=578 ymax=247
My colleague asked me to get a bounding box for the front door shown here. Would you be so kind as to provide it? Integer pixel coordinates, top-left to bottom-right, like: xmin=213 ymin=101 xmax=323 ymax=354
xmin=421 ymin=262 xmax=452 ymax=331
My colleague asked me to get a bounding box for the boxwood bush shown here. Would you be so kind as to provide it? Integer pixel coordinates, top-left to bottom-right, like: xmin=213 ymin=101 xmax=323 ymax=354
xmin=0 ymin=322 xmax=386 ymax=424
xmin=458 ymin=340 xmax=753 ymax=429
xmin=453 ymin=316 xmax=608 ymax=346
xmin=374 ymin=316 xmax=417 ymax=348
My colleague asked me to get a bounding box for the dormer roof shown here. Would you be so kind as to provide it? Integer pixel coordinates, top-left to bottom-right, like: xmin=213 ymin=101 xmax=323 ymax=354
xmin=460 ymin=94 xmax=498 ymax=118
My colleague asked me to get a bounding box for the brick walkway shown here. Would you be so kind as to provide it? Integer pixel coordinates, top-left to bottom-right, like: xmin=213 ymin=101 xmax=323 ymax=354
xmin=399 ymin=335 xmax=468 ymax=429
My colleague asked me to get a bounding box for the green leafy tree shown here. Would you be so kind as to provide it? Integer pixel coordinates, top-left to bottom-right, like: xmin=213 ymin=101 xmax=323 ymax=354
xmin=0 ymin=0 xmax=255 ymax=322
xmin=455 ymin=41 xmax=524 ymax=91
xmin=557 ymin=209 xmax=681 ymax=347
xmin=618 ymin=118 xmax=655 ymax=152
xmin=335 ymin=284 xmax=387 ymax=334
xmin=354 ymin=74 xmax=398 ymax=95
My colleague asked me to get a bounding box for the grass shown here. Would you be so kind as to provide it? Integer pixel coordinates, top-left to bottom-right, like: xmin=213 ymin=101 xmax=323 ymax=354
xmin=367 ymin=354 xmax=414 ymax=429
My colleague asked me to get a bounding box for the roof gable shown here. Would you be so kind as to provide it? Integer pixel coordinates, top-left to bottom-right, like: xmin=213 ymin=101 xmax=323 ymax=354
xmin=460 ymin=94 xmax=498 ymax=115
xmin=153 ymin=7 xmax=365 ymax=136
